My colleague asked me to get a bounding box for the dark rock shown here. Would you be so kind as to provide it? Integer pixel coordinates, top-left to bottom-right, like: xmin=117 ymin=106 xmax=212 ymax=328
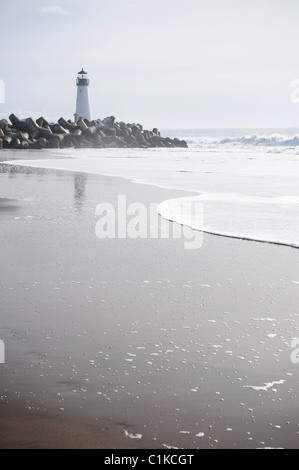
xmin=36 ymin=128 xmax=52 ymax=139
xmin=30 ymin=137 xmax=47 ymax=149
xmin=36 ymin=116 xmax=50 ymax=128
xmin=135 ymin=133 xmax=146 ymax=143
xmin=60 ymin=134 xmax=74 ymax=148
xmin=103 ymin=116 xmax=115 ymax=125
xmin=77 ymin=119 xmax=89 ymax=132
xmin=58 ymin=117 xmax=76 ymax=131
xmin=0 ymin=119 xmax=8 ymax=130
xmin=2 ymin=136 xmax=12 ymax=148
xmin=83 ymin=126 xmax=96 ymax=138
xmin=26 ymin=117 xmax=39 ymax=134
xmin=18 ymin=141 xmax=29 ymax=150
xmin=104 ymin=127 xmax=117 ymax=137
xmin=175 ymin=139 xmax=187 ymax=148
xmin=46 ymin=135 xmax=61 ymax=148
xmin=20 ymin=132 xmax=30 ymax=141
xmin=130 ymin=125 xmax=139 ymax=134
xmin=52 ymin=124 xmax=68 ymax=135
xmin=11 ymin=138 xmax=21 ymax=148
xmin=102 ymin=135 xmax=118 ymax=146
xmin=90 ymin=134 xmax=103 ymax=147
xmin=118 ymin=129 xmax=130 ymax=140
xmin=96 ymin=129 xmax=106 ymax=139
xmin=9 ymin=114 xmax=28 ymax=132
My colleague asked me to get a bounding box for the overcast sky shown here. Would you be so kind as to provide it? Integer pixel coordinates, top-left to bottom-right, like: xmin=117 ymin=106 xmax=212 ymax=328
xmin=1 ymin=0 xmax=299 ymax=128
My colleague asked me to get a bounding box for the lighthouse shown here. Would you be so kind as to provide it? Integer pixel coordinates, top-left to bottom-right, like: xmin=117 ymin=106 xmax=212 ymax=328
xmin=74 ymin=68 xmax=92 ymax=123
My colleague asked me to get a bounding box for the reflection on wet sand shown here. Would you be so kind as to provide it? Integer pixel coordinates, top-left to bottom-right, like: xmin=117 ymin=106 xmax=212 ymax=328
xmin=74 ymin=172 xmax=87 ymax=211
xmin=0 ymin=163 xmax=47 ymax=178
xmin=0 ymin=198 xmax=20 ymax=212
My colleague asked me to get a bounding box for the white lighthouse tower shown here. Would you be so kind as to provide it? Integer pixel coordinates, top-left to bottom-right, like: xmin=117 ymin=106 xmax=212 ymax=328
xmin=74 ymin=68 xmax=92 ymax=123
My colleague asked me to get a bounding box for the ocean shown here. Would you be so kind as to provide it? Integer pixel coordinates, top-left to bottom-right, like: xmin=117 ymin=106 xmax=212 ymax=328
xmin=4 ymin=127 xmax=299 ymax=248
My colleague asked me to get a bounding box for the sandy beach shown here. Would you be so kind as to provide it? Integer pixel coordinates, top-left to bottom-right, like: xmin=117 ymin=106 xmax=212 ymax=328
xmin=1 ymin=154 xmax=299 ymax=449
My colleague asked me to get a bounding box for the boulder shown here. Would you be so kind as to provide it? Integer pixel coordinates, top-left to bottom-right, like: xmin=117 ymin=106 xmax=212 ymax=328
xmin=11 ymin=138 xmax=21 ymax=148
xmin=26 ymin=117 xmax=39 ymax=133
xmin=52 ymin=124 xmax=68 ymax=135
xmin=104 ymin=127 xmax=116 ymax=137
xmin=58 ymin=117 xmax=76 ymax=131
xmin=103 ymin=116 xmax=115 ymax=126
xmin=77 ymin=119 xmax=89 ymax=132
xmin=9 ymin=114 xmax=28 ymax=132
xmin=0 ymin=119 xmax=8 ymax=130
xmin=36 ymin=116 xmax=50 ymax=128
xmin=30 ymin=137 xmax=47 ymax=149
xmin=2 ymin=136 xmax=12 ymax=148
xmin=18 ymin=141 xmax=29 ymax=150
xmin=46 ymin=135 xmax=61 ymax=149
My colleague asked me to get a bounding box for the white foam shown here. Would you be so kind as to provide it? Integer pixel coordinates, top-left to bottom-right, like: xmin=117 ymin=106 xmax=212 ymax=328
xmin=157 ymin=193 xmax=299 ymax=248
xmin=244 ymin=380 xmax=285 ymax=391
xmin=185 ymin=133 xmax=299 ymax=150
xmin=124 ymin=430 xmax=143 ymax=439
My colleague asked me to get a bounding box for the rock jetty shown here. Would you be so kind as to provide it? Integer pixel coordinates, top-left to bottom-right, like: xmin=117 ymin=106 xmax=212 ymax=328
xmin=0 ymin=114 xmax=187 ymax=150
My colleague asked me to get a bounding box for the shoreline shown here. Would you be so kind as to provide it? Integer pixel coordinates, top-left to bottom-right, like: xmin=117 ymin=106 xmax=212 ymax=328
xmin=1 ymin=156 xmax=299 ymax=449
xmin=3 ymin=153 xmax=299 ymax=251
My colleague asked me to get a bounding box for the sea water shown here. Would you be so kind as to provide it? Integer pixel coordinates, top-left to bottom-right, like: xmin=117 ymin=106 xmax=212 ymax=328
xmin=4 ymin=128 xmax=299 ymax=247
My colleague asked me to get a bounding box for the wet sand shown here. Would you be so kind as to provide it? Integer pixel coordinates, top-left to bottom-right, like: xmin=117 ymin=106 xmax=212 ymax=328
xmin=0 ymin=156 xmax=299 ymax=449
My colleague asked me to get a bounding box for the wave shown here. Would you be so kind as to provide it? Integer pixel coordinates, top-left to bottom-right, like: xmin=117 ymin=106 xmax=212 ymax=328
xmin=157 ymin=193 xmax=299 ymax=248
xmin=185 ymin=134 xmax=299 ymax=149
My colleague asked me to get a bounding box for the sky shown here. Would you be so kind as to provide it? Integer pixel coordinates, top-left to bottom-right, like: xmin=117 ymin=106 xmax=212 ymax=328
xmin=1 ymin=0 xmax=299 ymax=128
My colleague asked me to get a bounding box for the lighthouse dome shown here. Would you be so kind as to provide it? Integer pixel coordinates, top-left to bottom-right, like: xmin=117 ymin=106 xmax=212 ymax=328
xmin=76 ymin=67 xmax=89 ymax=87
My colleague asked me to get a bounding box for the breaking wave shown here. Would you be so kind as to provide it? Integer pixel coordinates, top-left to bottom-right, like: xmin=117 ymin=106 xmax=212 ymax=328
xmin=185 ymin=134 xmax=299 ymax=150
